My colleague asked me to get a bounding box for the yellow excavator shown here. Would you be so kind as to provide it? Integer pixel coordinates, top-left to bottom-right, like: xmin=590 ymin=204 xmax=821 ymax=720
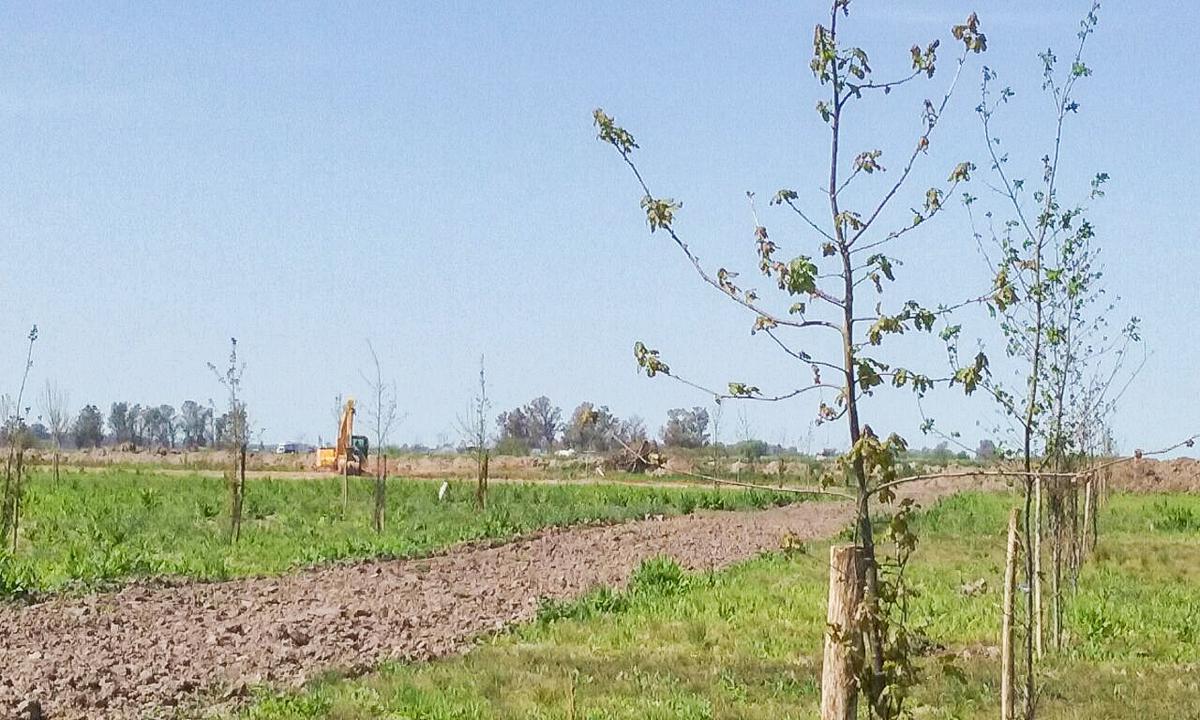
xmin=317 ymin=398 xmax=369 ymax=475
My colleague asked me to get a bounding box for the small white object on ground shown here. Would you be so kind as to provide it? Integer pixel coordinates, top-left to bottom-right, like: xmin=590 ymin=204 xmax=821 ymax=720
xmin=438 ymin=480 xmax=449 ymax=501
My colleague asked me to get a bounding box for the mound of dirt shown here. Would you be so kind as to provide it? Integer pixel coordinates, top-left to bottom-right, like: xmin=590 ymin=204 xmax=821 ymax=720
xmin=1107 ymin=457 xmax=1200 ymax=493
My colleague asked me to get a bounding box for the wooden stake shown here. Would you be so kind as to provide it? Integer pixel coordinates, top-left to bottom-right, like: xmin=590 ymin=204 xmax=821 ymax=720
xmin=1083 ymin=477 xmax=1095 ymax=554
xmin=821 ymin=544 xmax=863 ymax=720
xmin=1001 ymin=507 xmax=1020 ymax=720
xmin=341 ymin=459 xmax=349 ymax=518
xmin=10 ymin=450 xmax=24 ymax=553
xmin=1051 ymin=520 xmax=1062 ymax=651
xmin=1032 ymin=477 xmax=1043 ymax=660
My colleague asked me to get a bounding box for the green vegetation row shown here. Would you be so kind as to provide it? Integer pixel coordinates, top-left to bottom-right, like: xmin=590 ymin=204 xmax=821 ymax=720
xmin=0 ymin=469 xmax=798 ymax=598
xmin=239 ymin=492 xmax=1200 ymax=720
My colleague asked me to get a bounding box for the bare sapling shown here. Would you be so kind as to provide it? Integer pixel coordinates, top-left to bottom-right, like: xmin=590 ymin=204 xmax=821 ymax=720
xmin=2 ymin=326 xmax=37 ymax=554
xmin=595 ymin=4 xmax=987 ymax=715
xmin=458 ymin=356 xmax=492 ymax=510
xmin=362 ymin=340 xmax=401 ymax=533
xmin=208 ymin=337 xmax=248 ymax=544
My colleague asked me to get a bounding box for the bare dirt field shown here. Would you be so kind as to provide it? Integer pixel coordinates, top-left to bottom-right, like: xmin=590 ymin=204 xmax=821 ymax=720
xmin=0 ymin=478 xmax=965 ymax=720
xmin=1108 ymin=457 xmax=1200 ymax=492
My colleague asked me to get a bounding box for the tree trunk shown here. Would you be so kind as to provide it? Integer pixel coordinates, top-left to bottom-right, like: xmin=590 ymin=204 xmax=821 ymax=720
xmin=1001 ymin=507 xmax=1020 ymax=720
xmin=238 ymin=445 xmax=247 ymax=542
xmin=373 ymin=455 xmax=387 ymax=533
xmin=229 ymin=445 xmax=247 ymax=544
xmin=821 ymin=544 xmax=864 ymax=720
xmin=476 ymin=451 xmax=489 ymax=510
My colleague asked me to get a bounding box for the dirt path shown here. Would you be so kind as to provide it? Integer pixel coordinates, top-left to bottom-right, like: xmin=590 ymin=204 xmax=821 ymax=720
xmin=0 ymin=479 xmax=962 ymax=719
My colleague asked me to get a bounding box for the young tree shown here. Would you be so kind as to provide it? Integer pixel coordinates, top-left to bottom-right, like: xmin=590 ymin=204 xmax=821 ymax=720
xmin=72 ymin=405 xmax=105 ymax=449
xmin=2 ymin=326 xmax=37 ymax=553
xmin=362 ymin=340 xmax=400 ymax=532
xmin=709 ymin=401 xmax=725 ymax=472
xmin=595 ymin=5 xmax=986 ymax=715
xmin=458 ymin=356 xmax=492 ymax=508
xmin=954 ymin=4 xmax=1135 ymax=709
xmin=208 ymin=338 xmax=248 ymax=544
xmin=39 ymin=381 xmax=70 ymax=482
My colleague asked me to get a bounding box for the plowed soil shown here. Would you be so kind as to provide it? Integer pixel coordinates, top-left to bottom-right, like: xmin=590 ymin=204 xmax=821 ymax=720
xmin=0 ymin=476 xmax=1011 ymax=719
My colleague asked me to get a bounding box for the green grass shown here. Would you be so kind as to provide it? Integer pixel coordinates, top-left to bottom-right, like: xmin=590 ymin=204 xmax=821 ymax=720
xmin=0 ymin=468 xmax=798 ymax=596
xmin=236 ymin=491 xmax=1200 ymax=720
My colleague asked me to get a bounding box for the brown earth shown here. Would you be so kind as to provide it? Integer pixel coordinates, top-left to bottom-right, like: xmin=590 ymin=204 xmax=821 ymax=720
xmin=0 ymin=478 xmax=967 ymax=720
xmin=1106 ymin=457 xmax=1200 ymax=493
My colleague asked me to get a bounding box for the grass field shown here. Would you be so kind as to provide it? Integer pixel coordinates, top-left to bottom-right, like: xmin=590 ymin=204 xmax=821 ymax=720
xmin=236 ymin=492 xmax=1200 ymax=720
xmin=0 ymin=469 xmax=798 ymax=597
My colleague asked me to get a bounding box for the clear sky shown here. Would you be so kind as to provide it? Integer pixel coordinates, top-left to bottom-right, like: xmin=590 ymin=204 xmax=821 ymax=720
xmin=2 ymin=1 xmax=1196 ymax=454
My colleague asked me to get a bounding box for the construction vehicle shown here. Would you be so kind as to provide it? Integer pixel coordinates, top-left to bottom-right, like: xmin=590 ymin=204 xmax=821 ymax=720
xmin=317 ymin=398 xmax=369 ymax=475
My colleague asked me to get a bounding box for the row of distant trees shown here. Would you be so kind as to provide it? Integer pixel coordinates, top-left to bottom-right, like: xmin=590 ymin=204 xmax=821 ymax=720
xmin=0 ymin=395 xmax=244 ymax=451
xmin=493 ymin=397 xmax=713 ymax=453
xmin=492 ymin=397 xmax=1003 ymax=459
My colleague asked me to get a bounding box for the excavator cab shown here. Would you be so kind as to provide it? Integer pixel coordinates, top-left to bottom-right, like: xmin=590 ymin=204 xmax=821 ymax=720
xmin=350 ymin=435 xmax=369 ymax=467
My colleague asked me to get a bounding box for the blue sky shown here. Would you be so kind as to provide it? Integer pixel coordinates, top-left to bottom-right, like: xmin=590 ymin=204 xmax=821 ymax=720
xmin=2 ymin=1 xmax=1195 ymax=453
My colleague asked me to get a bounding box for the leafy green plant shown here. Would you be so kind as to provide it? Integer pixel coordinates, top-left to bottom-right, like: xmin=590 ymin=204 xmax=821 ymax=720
xmin=0 ymin=550 xmax=37 ymax=598
xmin=1150 ymin=502 xmax=1200 ymax=533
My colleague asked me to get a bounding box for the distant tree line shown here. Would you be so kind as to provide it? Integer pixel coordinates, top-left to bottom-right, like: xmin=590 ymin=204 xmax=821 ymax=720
xmin=491 ymin=397 xmax=716 ymax=454
xmin=0 ymin=397 xmax=243 ymax=451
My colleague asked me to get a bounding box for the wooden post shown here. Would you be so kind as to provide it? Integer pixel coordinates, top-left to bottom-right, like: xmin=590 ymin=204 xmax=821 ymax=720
xmin=341 ymin=460 xmax=349 ymax=518
xmin=1001 ymin=507 xmax=1020 ymax=720
xmin=1083 ymin=477 xmax=1095 ymax=554
xmin=10 ymin=450 xmax=24 ymax=553
xmin=821 ymin=544 xmax=863 ymax=720
xmin=1051 ymin=520 xmax=1062 ymax=651
xmin=1032 ymin=477 xmax=1043 ymax=660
